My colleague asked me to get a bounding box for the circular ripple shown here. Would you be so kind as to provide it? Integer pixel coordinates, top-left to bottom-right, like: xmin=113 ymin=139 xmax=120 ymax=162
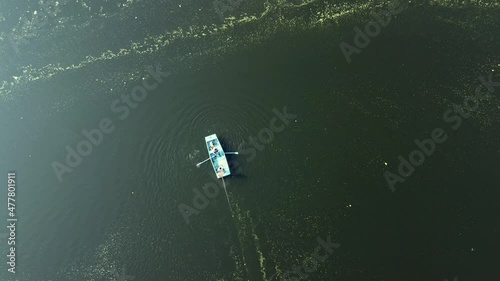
xmin=135 ymin=76 xmax=274 ymax=197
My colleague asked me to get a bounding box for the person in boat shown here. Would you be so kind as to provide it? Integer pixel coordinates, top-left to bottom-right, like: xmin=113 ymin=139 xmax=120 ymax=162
xmin=210 ymin=143 xmax=219 ymax=156
xmin=217 ymin=166 xmax=225 ymax=177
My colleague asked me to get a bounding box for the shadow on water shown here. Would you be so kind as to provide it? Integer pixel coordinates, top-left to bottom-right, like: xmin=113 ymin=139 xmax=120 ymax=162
xmin=227 ymin=171 xmax=247 ymax=180
xmin=217 ymin=136 xmax=233 ymax=150
xmin=216 ymin=135 xmax=246 ymax=176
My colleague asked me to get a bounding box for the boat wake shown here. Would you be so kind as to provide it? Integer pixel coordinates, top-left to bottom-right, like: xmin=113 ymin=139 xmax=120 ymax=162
xmin=222 ymin=177 xmax=233 ymax=214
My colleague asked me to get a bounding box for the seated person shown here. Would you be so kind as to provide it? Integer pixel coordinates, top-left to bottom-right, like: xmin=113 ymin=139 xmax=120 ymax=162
xmin=217 ymin=166 xmax=226 ymax=177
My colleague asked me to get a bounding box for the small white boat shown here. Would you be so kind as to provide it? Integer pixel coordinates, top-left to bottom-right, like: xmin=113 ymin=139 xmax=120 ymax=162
xmin=205 ymin=134 xmax=231 ymax=178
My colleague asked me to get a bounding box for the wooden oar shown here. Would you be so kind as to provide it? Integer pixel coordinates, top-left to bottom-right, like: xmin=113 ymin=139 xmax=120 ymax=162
xmin=196 ymin=152 xmax=237 ymax=167
xmin=196 ymin=155 xmax=215 ymax=167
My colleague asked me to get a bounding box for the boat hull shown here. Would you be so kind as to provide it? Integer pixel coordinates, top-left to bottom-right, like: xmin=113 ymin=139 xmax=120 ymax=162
xmin=205 ymin=134 xmax=231 ymax=178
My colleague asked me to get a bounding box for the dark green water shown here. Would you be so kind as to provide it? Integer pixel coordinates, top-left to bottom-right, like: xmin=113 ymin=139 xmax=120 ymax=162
xmin=0 ymin=0 xmax=499 ymax=280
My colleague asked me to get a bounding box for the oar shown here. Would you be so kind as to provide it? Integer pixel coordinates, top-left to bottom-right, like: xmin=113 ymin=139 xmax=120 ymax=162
xmin=195 ymin=155 xmax=215 ymax=167
xmin=196 ymin=152 xmax=237 ymax=167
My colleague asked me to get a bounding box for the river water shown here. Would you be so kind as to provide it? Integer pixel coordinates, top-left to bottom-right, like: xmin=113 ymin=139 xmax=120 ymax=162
xmin=0 ymin=0 xmax=499 ymax=280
